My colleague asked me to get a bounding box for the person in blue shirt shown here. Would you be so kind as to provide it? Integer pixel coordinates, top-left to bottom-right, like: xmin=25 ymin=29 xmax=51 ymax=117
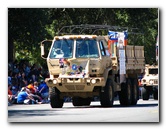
xmin=17 ymin=87 xmax=41 ymax=104
xmin=38 ymin=80 xmax=49 ymax=103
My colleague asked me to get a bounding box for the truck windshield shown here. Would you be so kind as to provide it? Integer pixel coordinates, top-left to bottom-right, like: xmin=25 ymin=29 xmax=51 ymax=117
xmin=149 ymin=68 xmax=158 ymax=74
xmin=49 ymin=39 xmax=74 ymax=58
xmin=76 ymin=39 xmax=99 ymax=58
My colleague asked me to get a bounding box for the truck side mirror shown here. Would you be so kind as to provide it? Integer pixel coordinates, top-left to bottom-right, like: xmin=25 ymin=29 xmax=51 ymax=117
xmin=40 ymin=40 xmax=52 ymax=59
xmin=41 ymin=44 xmax=45 ymax=57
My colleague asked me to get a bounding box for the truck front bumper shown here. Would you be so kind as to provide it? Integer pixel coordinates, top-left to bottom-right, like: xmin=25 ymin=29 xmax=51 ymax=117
xmin=45 ymin=77 xmax=105 ymax=92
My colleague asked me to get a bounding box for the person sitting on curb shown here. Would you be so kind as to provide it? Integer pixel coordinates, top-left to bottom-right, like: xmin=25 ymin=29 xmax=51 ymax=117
xmin=38 ymin=80 xmax=49 ymax=103
xmin=8 ymin=84 xmax=17 ymax=106
xmin=26 ymin=81 xmax=42 ymax=103
xmin=17 ymin=87 xmax=42 ymax=104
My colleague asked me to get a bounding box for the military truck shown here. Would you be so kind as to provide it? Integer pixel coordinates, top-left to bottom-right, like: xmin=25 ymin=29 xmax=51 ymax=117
xmin=140 ymin=64 xmax=158 ymax=100
xmin=40 ymin=25 xmax=145 ymax=108
xmin=140 ymin=35 xmax=159 ymax=100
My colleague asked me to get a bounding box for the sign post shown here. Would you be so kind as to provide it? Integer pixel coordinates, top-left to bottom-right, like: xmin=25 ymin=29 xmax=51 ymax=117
xmin=118 ymin=32 xmax=126 ymax=83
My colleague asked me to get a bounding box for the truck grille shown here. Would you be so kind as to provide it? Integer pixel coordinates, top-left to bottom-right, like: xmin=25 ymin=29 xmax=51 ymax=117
xmin=65 ymin=85 xmax=85 ymax=90
xmin=151 ymin=79 xmax=158 ymax=84
xmin=153 ymin=80 xmax=158 ymax=84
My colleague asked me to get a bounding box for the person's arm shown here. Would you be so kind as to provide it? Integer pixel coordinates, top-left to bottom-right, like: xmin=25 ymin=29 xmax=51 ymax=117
xmin=26 ymin=93 xmax=35 ymax=102
xmin=39 ymin=87 xmax=44 ymax=93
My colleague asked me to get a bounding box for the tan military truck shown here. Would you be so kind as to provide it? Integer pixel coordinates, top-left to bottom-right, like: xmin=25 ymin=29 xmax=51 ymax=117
xmin=40 ymin=25 xmax=145 ymax=108
xmin=141 ymin=64 xmax=158 ymax=100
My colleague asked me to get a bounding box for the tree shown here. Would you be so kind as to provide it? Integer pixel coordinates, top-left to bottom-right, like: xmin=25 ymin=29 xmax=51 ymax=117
xmin=8 ymin=8 xmax=158 ymax=65
xmin=8 ymin=8 xmax=51 ymax=64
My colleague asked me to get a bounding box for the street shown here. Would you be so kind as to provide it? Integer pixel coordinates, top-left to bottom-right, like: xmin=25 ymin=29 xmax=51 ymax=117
xmin=8 ymin=99 xmax=159 ymax=122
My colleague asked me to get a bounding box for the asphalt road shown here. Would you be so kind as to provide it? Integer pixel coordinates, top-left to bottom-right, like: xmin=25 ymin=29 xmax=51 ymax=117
xmin=8 ymin=99 xmax=159 ymax=122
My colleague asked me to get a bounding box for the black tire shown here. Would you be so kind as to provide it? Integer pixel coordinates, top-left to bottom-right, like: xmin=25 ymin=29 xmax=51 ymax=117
xmin=82 ymin=97 xmax=91 ymax=106
xmin=72 ymin=97 xmax=83 ymax=106
xmin=72 ymin=97 xmax=91 ymax=106
xmin=153 ymin=89 xmax=158 ymax=100
xmin=142 ymin=87 xmax=150 ymax=100
xmin=100 ymin=78 xmax=114 ymax=107
xmin=49 ymin=87 xmax=64 ymax=108
xmin=131 ymin=79 xmax=139 ymax=105
xmin=119 ymin=79 xmax=132 ymax=106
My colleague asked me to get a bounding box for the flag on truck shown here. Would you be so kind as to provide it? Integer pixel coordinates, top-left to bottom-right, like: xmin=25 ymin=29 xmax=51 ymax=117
xmin=108 ymin=31 xmax=128 ymax=46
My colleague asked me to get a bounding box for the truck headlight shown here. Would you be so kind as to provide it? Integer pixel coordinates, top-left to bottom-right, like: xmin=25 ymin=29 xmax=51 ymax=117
xmin=149 ymin=80 xmax=153 ymax=84
xmin=53 ymin=79 xmax=58 ymax=84
xmin=91 ymin=79 xmax=96 ymax=84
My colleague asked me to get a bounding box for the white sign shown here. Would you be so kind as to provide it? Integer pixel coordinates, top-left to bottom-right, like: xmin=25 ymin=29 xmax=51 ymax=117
xmin=118 ymin=32 xmax=125 ymax=48
xmin=119 ymin=50 xmax=125 ymax=58
xmin=119 ymin=49 xmax=126 ymax=74
xmin=120 ymin=62 xmax=126 ymax=74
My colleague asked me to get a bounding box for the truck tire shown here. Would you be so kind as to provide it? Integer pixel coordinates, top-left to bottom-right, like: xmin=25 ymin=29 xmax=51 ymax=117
xmin=119 ymin=79 xmax=132 ymax=106
xmin=49 ymin=87 xmax=64 ymax=108
xmin=131 ymin=79 xmax=139 ymax=105
xmin=100 ymin=78 xmax=114 ymax=107
xmin=82 ymin=97 xmax=91 ymax=106
xmin=153 ymin=89 xmax=158 ymax=100
xmin=72 ymin=97 xmax=91 ymax=106
xmin=72 ymin=97 xmax=83 ymax=106
xmin=142 ymin=87 xmax=149 ymax=100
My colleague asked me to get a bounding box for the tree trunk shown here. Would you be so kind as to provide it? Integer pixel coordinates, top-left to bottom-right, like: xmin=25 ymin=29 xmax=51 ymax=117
xmin=8 ymin=38 xmax=14 ymax=62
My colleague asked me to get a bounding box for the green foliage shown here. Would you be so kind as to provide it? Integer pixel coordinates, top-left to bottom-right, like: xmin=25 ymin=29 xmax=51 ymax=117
xmin=8 ymin=8 xmax=158 ymax=67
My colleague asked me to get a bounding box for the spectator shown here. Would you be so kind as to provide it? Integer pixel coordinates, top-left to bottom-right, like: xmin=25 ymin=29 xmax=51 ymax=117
xmin=34 ymin=81 xmax=40 ymax=95
xmin=8 ymin=70 xmax=12 ymax=85
xmin=24 ymin=63 xmax=31 ymax=77
xmin=11 ymin=72 xmax=19 ymax=90
xmin=29 ymin=64 xmax=39 ymax=82
xmin=17 ymin=87 xmax=41 ymax=104
xmin=38 ymin=80 xmax=49 ymax=103
xmin=8 ymin=59 xmax=49 ymax=105
xmin=8 ymin=84 xmax=17 ymax=105
xmin=26 ymin=81 xmax=42 ymax=103
xmin=19 ymin=72 xmax=28 ymax=90
xmin=26 ymin=80 xmax=36 ymax=94
xmin=11 ymin=86 xmax=19 ymax=96
xmin=13 ymin=64 xmax=19 ymax=74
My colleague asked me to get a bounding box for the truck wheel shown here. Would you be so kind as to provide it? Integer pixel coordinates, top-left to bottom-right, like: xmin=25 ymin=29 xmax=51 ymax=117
xmin=153 ymin=90 xmax=158 ymax=100
xmin=49 ymin=87 xmax=64 ymax=108
xmin=119 ymin=79 xmax=132 ymax=106
xmin=100 ymin=78 xmax=114 ymax=107
xmin=82 ymin=97 xmax=91 ymax=106
xmin=72 ymin=97 xmax=83 ymax=106
xmin=142 ymin=87 xmax=149 ymax=100
xmin=131 ymin=79 xmax=139 ymax=105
